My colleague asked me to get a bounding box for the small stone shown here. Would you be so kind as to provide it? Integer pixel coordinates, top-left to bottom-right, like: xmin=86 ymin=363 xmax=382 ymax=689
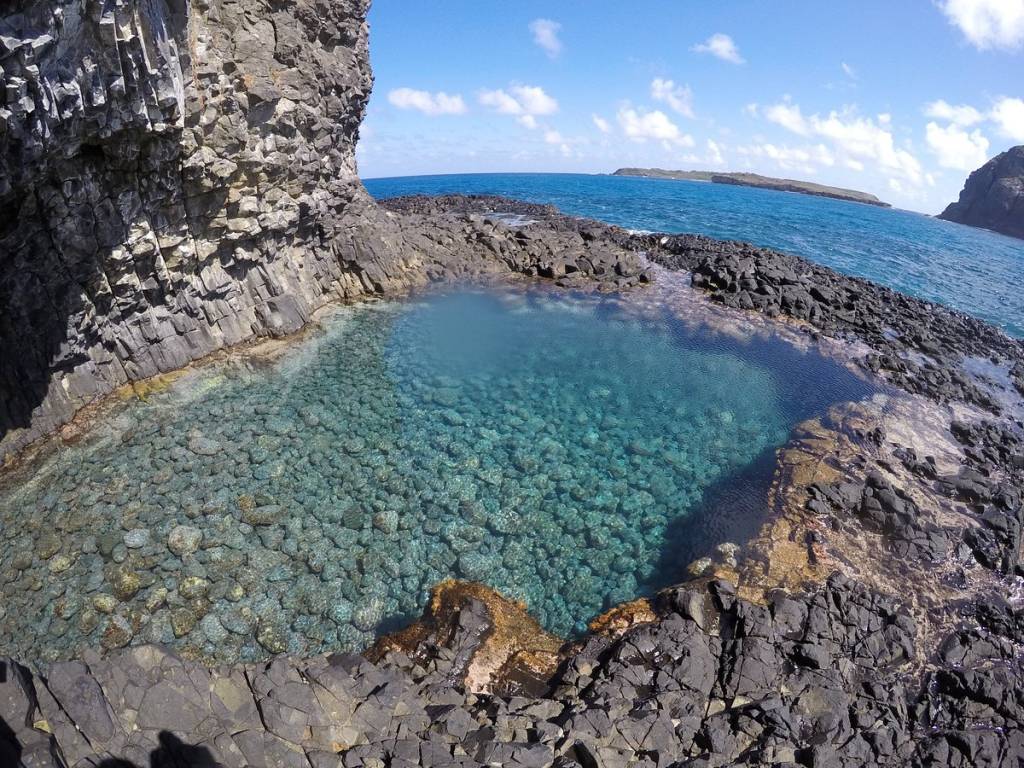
xmin=329 ymin=600 xmax=353 ymax=626
xmin=108 ymin=564 xmax=142 ymax=601
xmin=170 ymin=608 xmax=198 ymax=638
xmin=124 ymin=529 xmax=150 ymax=549
xmin=352 ymin=598 xmax=384 ymax=632
xmin=256 ymin=623 xmax=289 ymax=654
xmin=372 ymin=510 xmax=398 ymax=534
xmin=167 ymin=525 xmax=203 ymax=556
xmin=144 ymin=587 xmax=169 ymax=612
xmin=36 ymin=533 xmax=61 ymax=560
xmin=188 ymin=435 xmax=221 ymax=455
xmin=92 ymin=594 xmax=118 ymax=614
xmin=199 ymin=614 xmax=229 ymax=644
xmin=101 ymin=616 xmax=133 ymax=650
xmin=241 ymin=505 xmax=281 ymax=526
xmin=48 ymin=554 xmax=73 ymax=574
xmin=179 ymin=576 xmax=210 ymax=599
xmin=11 ymin=551 xmax=33 ymax=570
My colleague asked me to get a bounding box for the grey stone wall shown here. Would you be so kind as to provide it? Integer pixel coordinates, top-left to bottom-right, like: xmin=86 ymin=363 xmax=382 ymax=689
xmin=0 ymin=0 xmax=414 ymax=456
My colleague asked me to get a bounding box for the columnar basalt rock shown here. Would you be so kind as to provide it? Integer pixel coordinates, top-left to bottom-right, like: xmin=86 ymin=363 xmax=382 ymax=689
xmin=0 ymin=0 xmax=412 ymax=456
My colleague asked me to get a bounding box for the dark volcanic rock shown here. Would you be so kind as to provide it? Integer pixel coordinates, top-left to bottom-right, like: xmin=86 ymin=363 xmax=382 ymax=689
xmin=939 ymin=145 xmax=1024 ymax=240
xmin=1 ymin=576 xmax=1019 ymax=768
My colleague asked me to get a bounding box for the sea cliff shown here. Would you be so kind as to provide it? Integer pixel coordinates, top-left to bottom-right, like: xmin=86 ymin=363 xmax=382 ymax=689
xmin=1 ymin=3 xmax=1023 ymax=768
xmin=939 ymin=146 xmax=1024 ymax=240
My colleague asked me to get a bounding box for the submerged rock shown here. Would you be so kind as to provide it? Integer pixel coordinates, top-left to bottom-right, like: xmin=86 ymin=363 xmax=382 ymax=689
xmin=167 ymin=525 xmax=202 ymax=557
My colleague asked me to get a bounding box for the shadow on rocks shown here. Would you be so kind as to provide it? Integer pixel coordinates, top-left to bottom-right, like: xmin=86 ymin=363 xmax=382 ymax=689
xmin=97 ymin=731 xmax=218 ymax=768
xmin=647 ymin=444 xmax=779 ymax=590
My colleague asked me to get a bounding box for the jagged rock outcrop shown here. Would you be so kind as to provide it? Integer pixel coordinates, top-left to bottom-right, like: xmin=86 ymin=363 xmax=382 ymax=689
xmin=939 ymin=146 xmax=1024 ymax=240
xmin=2 ymin=574 xmax=1022 ymax=768
xmin=0 ymin=0 xmax=410 ymax=456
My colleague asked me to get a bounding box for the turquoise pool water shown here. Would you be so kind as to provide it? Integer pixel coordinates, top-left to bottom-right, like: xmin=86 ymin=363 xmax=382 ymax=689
xmin=364 ymin=172 xmax=1024 ymax=338
xmin=0 ymin=286 xmax=875 ymax=664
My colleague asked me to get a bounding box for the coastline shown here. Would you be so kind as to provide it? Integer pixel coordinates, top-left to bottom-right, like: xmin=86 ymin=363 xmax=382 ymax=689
xmin=2 ymin=195 xmax=1023 ymax=767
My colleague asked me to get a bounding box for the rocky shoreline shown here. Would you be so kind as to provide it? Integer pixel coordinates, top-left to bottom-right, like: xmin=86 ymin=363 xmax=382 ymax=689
xmin=2 ymin=195 xmax=1023 ymax=768
xmin=2 ymin=0 xmax=1022 ymax=765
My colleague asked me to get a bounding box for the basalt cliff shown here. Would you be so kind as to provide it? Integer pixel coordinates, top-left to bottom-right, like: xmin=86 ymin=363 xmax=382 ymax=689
xmin=939 ymin=146 xmax=1024 ymax=240
xmin=2 ymin=3 xmax=1024 ymax=768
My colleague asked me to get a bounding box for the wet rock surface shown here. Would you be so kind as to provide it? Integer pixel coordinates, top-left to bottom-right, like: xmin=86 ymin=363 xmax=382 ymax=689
xmin=1 ymin=574 xmax=1021 ymax=768
xmin=2 ymin=1 xmax=1024 ymax=766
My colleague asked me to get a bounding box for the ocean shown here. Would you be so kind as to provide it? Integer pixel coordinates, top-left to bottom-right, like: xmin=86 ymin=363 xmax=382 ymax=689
xmin=364 ymin=172 xmax=1024 ymax=338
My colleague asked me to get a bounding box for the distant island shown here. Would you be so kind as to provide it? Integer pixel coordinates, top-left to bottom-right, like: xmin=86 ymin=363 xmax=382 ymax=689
xmin=612 ymin=168 xmax=891 ymax=207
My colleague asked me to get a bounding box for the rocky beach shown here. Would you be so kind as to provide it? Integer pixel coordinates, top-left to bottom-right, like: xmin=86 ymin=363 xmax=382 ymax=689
xmin=1 ymin=2 xmax=1023 ymax=768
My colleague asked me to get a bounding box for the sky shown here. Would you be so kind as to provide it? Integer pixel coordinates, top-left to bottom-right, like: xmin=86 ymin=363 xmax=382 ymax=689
xmin=356 ymin=0 xmax=1024 ymax=214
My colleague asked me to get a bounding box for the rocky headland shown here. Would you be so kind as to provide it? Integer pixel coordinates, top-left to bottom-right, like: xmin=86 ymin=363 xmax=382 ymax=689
xmin=611 ymin=169 xmax=890 ymax=207
xmin=1 ymin=2 xmax=1024 ymax=768
xmin=939 ymin=146 xmax=1024 ymax=240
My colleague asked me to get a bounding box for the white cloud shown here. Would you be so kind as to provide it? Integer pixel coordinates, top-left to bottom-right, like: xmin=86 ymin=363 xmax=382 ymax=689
xmin=387 ymin=88 xmax=467 ymax=116
xmin=691 ymin=33 xmax=745 ymax=64
xmin=923 ymin=99 xmax=984 ymax=126
xmin=763 ymin=102 xmax=809 ymax=135
xmin=529 ymin=19 xmax=563 ymax=58
xmin=845 ymin=158 xmax=865 ymax=171
xmin=939 ymin=0 xmax=1024 ymax=50
xmin=617 ymin=107 xmax=695 ymax=146
xmin=925 ymin=122 xmax=990 ymax=170
xmin=737 ymin=142 xmax=835 ymax=173
xmin=841 ymin=62 xmax=858 ymax=80
xmin=757 ymin=101 xmax=925 ymax=184
xmin=479 ymin=85 xmax=559 ymax=122
xmin=810 ymin=110 xmax=923 ymax=183
xmin=650 ymin=78 xmax=695 ymax=118
xmin=592 ymin=114 xmax=611 ymax=133
xmin=544 ymin=129 xmax=564 ymax=144
xmin=706 ymin=139 xmax=726 ymax=166
xmin=990 ymin=96 xmax=1024 ymax=140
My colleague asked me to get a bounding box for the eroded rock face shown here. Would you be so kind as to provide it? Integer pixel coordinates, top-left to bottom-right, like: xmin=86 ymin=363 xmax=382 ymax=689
xmin=0 ymin=0 xmax=410 ymax=455
xmin=939 ymin=145 xmax=1024 ymax=240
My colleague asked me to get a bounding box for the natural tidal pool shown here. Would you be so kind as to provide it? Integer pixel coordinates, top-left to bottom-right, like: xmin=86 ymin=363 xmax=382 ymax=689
xmin=0 ymin=285 xmax=877 ymax=665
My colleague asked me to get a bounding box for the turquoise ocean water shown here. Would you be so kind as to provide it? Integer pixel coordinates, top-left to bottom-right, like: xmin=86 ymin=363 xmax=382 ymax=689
xmin=365 ymin=173 xmax=1024 ymax=338
xmin=0 ymin=287 xmax=873 ymax=663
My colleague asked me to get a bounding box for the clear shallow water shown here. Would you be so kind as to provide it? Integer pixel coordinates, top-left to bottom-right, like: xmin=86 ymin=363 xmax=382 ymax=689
xmin=364 ymin=173 xmax=1024 ymax=338
xmin=0 ymin=286 xmax=875 ymax=664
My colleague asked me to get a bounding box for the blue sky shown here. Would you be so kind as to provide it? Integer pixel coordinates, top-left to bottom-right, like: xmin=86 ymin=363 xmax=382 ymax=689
xmin=356 ymin=1 xmax=1024 ymax=213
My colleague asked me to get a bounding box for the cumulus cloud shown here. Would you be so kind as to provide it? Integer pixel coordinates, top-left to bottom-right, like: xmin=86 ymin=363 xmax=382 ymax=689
xmin=990 ymin=96 xmax=1024 ymax=140
xmin=925 ymin=122 xmax=990 ymax=169
xmin=387 ymin=88 xmax=467 ymax=116
xmin=706 ymin=139 xmax=726 ymax=166
xmin=617 ymin=107 xmax=695 ymax=146
xmin=737 ymin=142 xmax=835 ymax=173
xmin=529 ymin=19 xmax=563 ymax=58
xmin=479 ymin=85 xmax=559 ymax=122
xmin=811 ymin=110 xmax=923 ymax=183
xmin=763 ymin=102 xmax=809 ymax=135
xmin=759 ymin=102 xmax=924 ymax=184
xmin=691 ymin=33 xmax=745 ymax=64
xmin=939 ymin=0 xmax=1024 ymax=50
xmin=923 ymin=100 xmax=984 ymax=126
xmin=650 ymin=78 xmax=695 ymax=118
xmin=592 ymin=114 xmax=611 ymax=133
